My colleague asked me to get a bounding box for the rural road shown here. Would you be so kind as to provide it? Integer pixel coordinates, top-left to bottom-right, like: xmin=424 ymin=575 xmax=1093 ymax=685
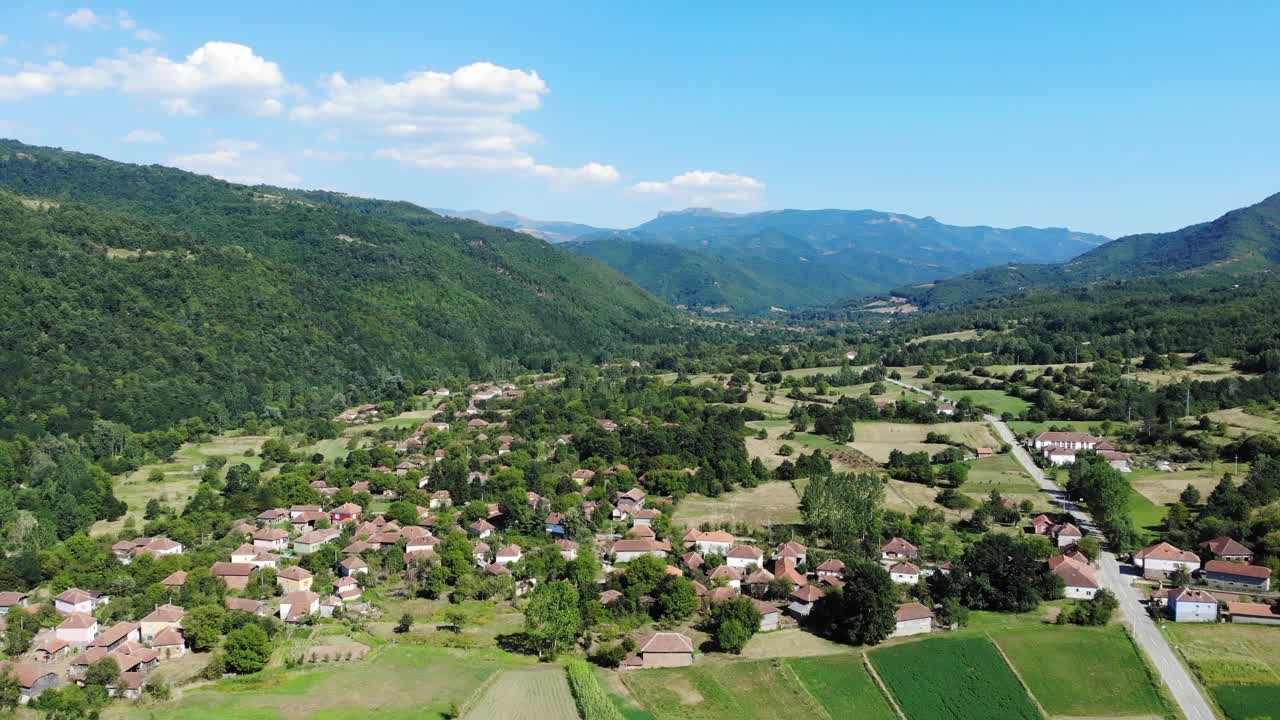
xmin=887 ymin=379 xmax=1218 ymax=720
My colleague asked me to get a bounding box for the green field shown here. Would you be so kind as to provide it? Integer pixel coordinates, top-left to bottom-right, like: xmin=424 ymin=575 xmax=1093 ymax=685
xmin=787 ymin=655 xmax=897 ymax=720
xmin=1130 ymin=464 xmax=1240 ymax=507
xmin=944 ymin=390 xmax=1031 ymax=417
xmin=622 ymin=658 xmax=828 ymax=720
xmin=1164 ymin=622 xmax=1280 ymax=720
xmin=106 ymin=645 xmax=516 ymax=720
xmin=463 ymin=666 xmax=578 ymax=720
xmin=869 ymin=636 xmax=1039 ymax=720
xmin=993 ymin=626 xmax=1168 ymax=717
xmin=1206 ymin=407 xmax=1280 ymax=437
xmin=1006 ymin=419 xmax=1117 ymax=436
xmin=960 ymin=454 xmax=1040 ymax=495
xmin=672 ymin=481 xmax=803 ymax=529
xmin=1127 ymin=490 xmax=1169 ymax=538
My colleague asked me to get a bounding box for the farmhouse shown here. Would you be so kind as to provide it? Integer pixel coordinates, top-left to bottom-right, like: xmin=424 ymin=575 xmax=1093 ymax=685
xmin=624 ymin=632 xmax=694 ymax=669
xmin=495 ymin=544 xmax=523 ymax=566
xmin=4 ymin=663 xmax=59 ymax=704
xmin=211 ymin=562 xmax=256 ymax=590
xmin=0 ymin=591 xmax=28 ymax=614
xmin=556 ymin=539 xmax=578 ymax=561
xmin=880 ymin=537 xmax=918 ymax=564
xmin=55 ymin=612 xmax=99 ymax=645
xmin=1199 ymin=536 xmax=1253 ymax=563
xmin=725 ymin=545 xmax=763 ymax=570
xmin=892 ymin=602 xmax=934 ymax=638
xmin=151 ymin=626 xmax=186 ymax=658
xmin=773 ymin=541 xmax=807 ymax=566
xmin=54 ymin=588 xmax=108 ymax=615
xmin=91 ymin=622 xmax=140 ymax=651
xmin=752 ymin=599 xmax=781 ymax=632
xmin=253 ymin=528 xmax=289 ymax=551
xmin=889 ymin=562 xmax=920 ymax=585
xmin=329 ymin=502 xmax=363 ymax=524
xmin=1033 ymin=431 xmax=1103 ymax=450
xmin=1049 ymin=555 xmax=1099 ymax=599
xmin=1133 ymin=542 xmax=1200 ymax=581
xmin=1202 ymin=560 xmax=1271 ymax=592
xmin=708 ymin=565 xmax=742 ymax=589
xmin=225 ymin=597 xmax=269 ymax=615
xmin=1168 ymin=587 xmax=1219 ymax=623
xmin=1225 ymin=601 xmax=1280 ymax=625
xmin=611 ymin=539 xmax=671 ymax=562
xmin=815 ymin=559 xmax=846 ymax=582
xmin=339 ymin=556 xmax=368 ymax=577
xmin=468 ymin=519 xmax=495 ymax=538
xmin=279 ymin=591 xmax=320 ymax=623
xmin=277 ymin=566 xmax=314 ymax=593
xmin=294 ymin=529 xmax=341 ymax=555
xmin=787 ymin=585 xmax=826 ymax=618
xmin=692 ymin=530 xmax=736 ymax=556
xmin=111 ymin=536 xmax=183 ymax=564
xmin=139 ymin=604 xmax=184 ymax=642
xmin=32 ymin=638 xmax=70 ymax=663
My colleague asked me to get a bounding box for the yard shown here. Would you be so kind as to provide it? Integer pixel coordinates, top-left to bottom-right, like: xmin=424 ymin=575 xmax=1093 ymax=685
xmin=993 ymin=625 xmax=1170 ymax=717
xmin=1164 ymin=622 xmax=1280 ymax=720
xmin=1127 ymin=490 xmax=1170 ymax=539
xmin=621 ymin=658 xmax=828 ymax=720
xmin=672 ymin=481 xmax=804 ymax=530
xmin=869 ymin=636 xmax=1040 ymax=720
xmin=105 ymin=645 xmax=517 ymax=720
xmin=787 ymin=655 xmax=897 ymax=720
xmin=462 ymin=666 xmax=578 ymax=720
xmin=960 ymin=454 xmax=1040 ymax=495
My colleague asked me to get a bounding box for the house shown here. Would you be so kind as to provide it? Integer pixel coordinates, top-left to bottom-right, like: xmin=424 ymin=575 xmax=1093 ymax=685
xmin=976 ymin=447 xmax=994 ymax=459
xmin=111 ymin=536 xmax=184 ymax=564
xmin=596 ymin=419 xmax=619 ymax=432
xmin=628 ymin=525 xmax=656 ymax=540
xmin=91 ymin=622 xmax=141 ymax=651
xmin=707 ymin=585 xmax=739 ymax=605
xmin=1133 ymin=542 xmax=1201 ymax=581
xmin=1051 ymin=523 xmax=1083 ymax=548
xmin=0 ymin=592 xmax=28 ymax=615
xmin=1030 ymin=514 xmax=1056 ymax=536
xmin=468 ymin=519 xmax=496 ymax=538
xmin=556 ymin=540 xmax=578 ymax=561
xmin=319 ymin=596 xmax=343 ymax=618
xmin=225 ymin=597 xmax=269 ymax=616
xmin=108 ymin=671 xmax=146 ymax=700
xmin=744 ymin=568 xmax=775 ymax=593
xmin=329 ymin=503 xmax=363 ymax=524
xmin=624 ymin=632 xmax=694 ymax=669
xmin=256 ymin=508 xmax=289 ymax=525
xmin=484 ymin=563 xmax=512 ymax=577
xmin=880 ymin=537 xmax=918 ymax=564
xmin=632 ymin=508 xmax=661 ymax=527
xmin=291 ymin=511 xmax=330 ymax=531
xmin=139 ymin=604 xmax=185 ymax=642
xmin=253 ymin=528 xmax=290 ymax=551
xmin=294 ymin=529 xmax=341 ymax=555
xmin=892 ymin=602 xmax=934 ymax=638
xmin=773 ymin=541 xmax=807 ymax=567
xmin=1033 ymin=432 xmax=1103 ymax=450
xmin=55 ymin=612 xmax=99 ymax=645
xmin=815 ymin=559 xmax=846 ymax=582
xmin=5 ymin=662 xmax=59 ymax=704
xmin=32 ymin=638 xmax=70 ymax=663
xmin=1202 ymin=560 xmax=1271 ymax=592
xmin=611 ymin=539 xmax=672 ymax=562
xmin=279 ymin=591 xmax=320 ymax=623
xmin=211 ymin=562 xmax=256 ymax=590
xmin=773 ymin=557 xmax=808 ymax=587
xmin=692 ymin=531 xmax=736 ymax=556
xmin=429 ymin=490 xmax=452 ymax=509
xmin=889 ymin=562 xmax=920 ymax=585
xmin=753 ymin=599 xmax=782 ymax=632
xmin=682 ymin=552 xmax=705 ymax=571
xmin=599 ymin=589 xmax=623 ymax=607
xmin=1049 ymin=555 xmax=1100 ymax=599
xmin=543 ymin=512 xmax=566 ymax=537
xmin=473 ymin=543 xmax=491 ymax=566
xmin=708 ymin=565 xmax=742 ymax=589
xmin=277 ymin=566 xmax=315 ymax=594
xmin=787 ymin=585 xmax=826 ymax=618
xmin=614 ymin=487 xmax=646 ymax=519
xmin=1225 ymin=601 xmax=1280 ymax=626
xmin=725 ymin=545 xmax=763 ymax=571
xmin=54 ymin=588 xmax=100 ymax=615
xmin=1200 ymin=537 xmax=1254 ymax=563
xmin=339 ymin=556 xmax=368 ymax=577
xmin=151 ymin=626 xmax=186 ymax=658
xmin=495 ymin=544 xmax=523 ymax=566
xmin=1169 ymin=587 xmax=1218 ymax=622
xmin=334 ymin=577 xmax=362 ymax=603
xmin=289 ymin=504 xmax=323 ymax=520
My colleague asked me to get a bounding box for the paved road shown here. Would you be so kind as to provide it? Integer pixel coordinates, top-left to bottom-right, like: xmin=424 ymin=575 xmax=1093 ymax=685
xmin=888 ymin=379 xmax=1218 ymax=720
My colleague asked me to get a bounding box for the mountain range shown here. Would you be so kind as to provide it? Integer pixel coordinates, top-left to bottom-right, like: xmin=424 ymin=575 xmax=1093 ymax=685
xmin=431 ymin=208 xmax=607 ymax=244
xmin=0 ymin=139 xmax=671 ymax=434
xmin=450 ymin=206 xmax=1110 ymax=314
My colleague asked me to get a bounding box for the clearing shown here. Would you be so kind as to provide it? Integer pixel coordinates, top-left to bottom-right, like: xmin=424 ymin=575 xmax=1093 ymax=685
xmin=960 ymin=454 xmax=1040 ymax=497
xmin=1130 ymin=361 xmax=1245 ymax=388
xmin=1164 ymin=622 xmax=1280 ymax=720
xmin=1129 ymin=465 xmax=1239 ymax=506
xmin=673 ymin=481 xmax=803 ymax=529
xmin=907 ymin=329 xmax=981 ymax=344
xmin=740 ymin=629 xmax=854 ymax=659
xmin=993 ymin=625 xmax=1169 ymax=718
xmin=621 ymin=657 xmax=828 ymax=720
xmin=787 ymin=655 xmax=897 ymax=720
xmin=463 ymin=666 xmax=578 ymax=720
xmin=869 ymin=636 xmax=1040 ymax=720
xmin=941 ymin=389 xmax=1031 ymax=417
xmin=850 ymin=422 xmax=998 ymax=463
xmin=106 ymin=645 xmax=515 ymax=720
xmin=1206 ymin=407 xmax=1280 ymax=437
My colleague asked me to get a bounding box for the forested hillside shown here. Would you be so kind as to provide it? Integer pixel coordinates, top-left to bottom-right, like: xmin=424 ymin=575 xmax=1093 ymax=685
xmin=566 ymin=208 xmax=1106 ymax=313
xmin=885 ymin=192 xmax=1280 ymax=308
xmin=0 ymin=140 xmax=675 ymax=436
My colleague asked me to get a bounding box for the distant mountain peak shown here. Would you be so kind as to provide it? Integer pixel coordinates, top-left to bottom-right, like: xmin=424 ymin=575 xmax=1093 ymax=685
xmin=655 ymin=207 xmax=746 ymax=219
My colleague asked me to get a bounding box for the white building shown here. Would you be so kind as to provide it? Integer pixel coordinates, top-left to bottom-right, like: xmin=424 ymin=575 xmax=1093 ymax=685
xmin=891 ymin=602 xmax=933 ymax=638
xmin=1133 ymin=542 xmax=1200 ymax=581
xmin=1169 ymin=587 xmax=1218 ymax=623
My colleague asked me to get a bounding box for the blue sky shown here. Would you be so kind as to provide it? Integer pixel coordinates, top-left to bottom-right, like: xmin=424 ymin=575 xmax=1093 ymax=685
xmin=1 ymin=2 xmax=1278 ymax=236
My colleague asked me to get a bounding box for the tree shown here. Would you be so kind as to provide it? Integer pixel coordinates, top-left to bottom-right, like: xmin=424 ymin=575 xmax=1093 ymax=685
xmin=1178 ymin=484 xmax=1202 ymax=506
xmin=184 ymin=604 xmax=226 ymax=652
xmin=1068 ymin=589 xmax=1119 ymax=626
xmin=224 ymin=624 xmax=272 ymax=674
xmin=523 ymin=580 xmax=582 ymax=659
xmin=801 ymin=472 xmax=883 ymax=550
xmin=394 ymin=612 xmax=413 ymax=634
xmin=933 ymin=534 xmax=1060 ymax=612
xmin=654 ymin=576 xmax=698 ymax=621
xmin=709 ymin=597 xmax=761 ymax=654
xmin=1168 ymin=566 xmax=1191 ymax=588
xmin=1076 ymin=536 xmax=1101 ymax=562
xmin=810 ymin=560 xmax=897 ymax=645
xmin=0 ymin=670 xmax=19 ymax=712
xmin=84 ymin=656 xmax=121 ymax=688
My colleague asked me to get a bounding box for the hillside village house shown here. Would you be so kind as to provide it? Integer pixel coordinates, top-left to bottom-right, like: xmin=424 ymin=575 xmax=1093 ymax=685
xmin=230 ymin=544 xmax=279 ymax=570
xmin=725 ymin=545 xmax=763 ymax=570
xmin=469 ymin=519 xmax=495 ymax=538
xmin=160 ymin=570 xmax=188 ymax=589
xmin=111 ymin=536 xmax=183 ymax=564
xmin=689 ymin=530 xmax=735 ymax=556
xmin=892 ymin=602 xmax=934 ymax=638
xmin=225 ymin=597 xmax=269 ymax=616
xmin=787 ymin=585 xmax=825 ymax=618
xmin=495 ymin=544 xmax=523 ymax=566
xmin=613 ymin=487 xmax=646 ymax=519
xmin=889 ymin=562 xmax=920 ymax=585
xmin=211 ymin=562 xmax=255 ymax=590
xmin=773 ymin=541 xmax=807 ymax=566
xmin=752 ymin=599 xmax=782 ymax=632
xmin=1049 ymin=554 xmax=1100 ymax=599
xmin=339 ymin=556 xmax=368 ymax=577
xmin=0 ymin=591 xmax=28 ymax=615
xmin=277 ymin=566 xmax=314 ymax=594
xmin=1200 ymin=536 xmax=1254 ymax=563
xmin=139 ymin=604 xmax=184 ymax=642
xmin=279 ymin=591 xmax=320 ymax=623
xmin=556 ymin=539 xmax=578 ymax=561
xmin=611 ymin=539 xmax=671 ymax=562
xmin=1226 ymin=601 xmax=1280 ymax=625
xmin=54 ymin=588 xmax=108 ymax=615
xmin=1202 ymin=560 xmax=1272 ymax=592
xmin=1133 ymin=542 xmax=1201 ymax=581
xmin=1033 ymin=431 xmax=1104 ymax=450
xmin=91 ymin=622 xmax=141 ymax=651
xmin=622 ymin=632 xmax=694 ymax=669
xmin=815 ymin=559 xmax=846 ymax=582
xmin=708 ymin=565 xmax=742 ymax=589
xmin=55 ymin=613 xmax=99 ymax=645
xmin=253 ymin=528 xmax=289 ymax=551
xmin=294 ymin=529 xmax=341 ymax=555
xmin=880 ymin=537 xmax=918 ymax=565
xmin=4 ymin=663 xmax=60 ymax=704
xmin=329 ymin=503 xmax=362 ymax=524
xmin=1169 ymin=587 xmax=1219 ymax=623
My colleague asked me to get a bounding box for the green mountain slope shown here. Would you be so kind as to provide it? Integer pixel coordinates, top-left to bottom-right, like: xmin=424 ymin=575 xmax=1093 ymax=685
xmin=564 ymin=208 xmax=1107 ymax=314
xmin=884 ymin=192 xmax=1280 ymax=309
xmin=0 ymin=139 xmax=673 ymax=435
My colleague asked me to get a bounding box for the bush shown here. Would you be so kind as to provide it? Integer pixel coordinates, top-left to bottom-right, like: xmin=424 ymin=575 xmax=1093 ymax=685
xmin=566 ymin=659 xmax=626 ymax=720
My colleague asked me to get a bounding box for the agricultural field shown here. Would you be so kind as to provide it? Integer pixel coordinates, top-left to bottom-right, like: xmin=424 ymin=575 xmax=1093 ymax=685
xmin=1164 ymin=622 xmax=1280 ymax=720
xmin=1206 ymin=407 xmax=1280 ymax=437
xmin=462 ymin=666 xmax=578 ymax=720
xmin=993 ymin=626 xmax=1169 ymax=718
xmin=106 ymin=645 xmax=514 ymax=720
xmin=740 ymin=629 xmax=854 ymax=659
xmin=787 ymin=655 xmax=897 ymax=720
xmin=673 ymin=481 xmax=804 ymax=529
xmin=850 ymin=421 xmax=998 ymax=463
xmin=1129 ymin=464 xmax=1239 ymax=506
xmin=1127 ymin=490 xmax=1170 ymax=538
xmin=621 ymin=658 xmax=828 ymax=720
xmin=1130 ymin=361 xmax=1245 ymax=387
xmin=940 ymin=389 xmax=1031 ymax=417
xmin=907 ymin=328 xmax=981 ymax=344
xmin=960 ymin=454 xmax=1040 ymax=496
xmin=1006 ymin=419 xmax=1122 ymax=437
xmin=92 ymin=432 xmax=270 ymax=536
xmin=869 ymin=636 xmax=1040 ymax=720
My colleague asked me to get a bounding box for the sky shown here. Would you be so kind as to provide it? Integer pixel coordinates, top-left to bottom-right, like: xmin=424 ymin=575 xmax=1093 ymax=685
xmin=1 ymin=2 xmax=1278 ymax=237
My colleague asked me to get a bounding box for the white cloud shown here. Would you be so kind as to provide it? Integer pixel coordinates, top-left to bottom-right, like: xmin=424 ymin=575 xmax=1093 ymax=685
xmin=171 ymin=139 xmax=300 ymax=186
xmin=134 ymin=28 xmax=162 ymax=43
xmin=0 ymin=34 xmax=9 ymax=46
xmin=44 ymin=43 xmax=69 ymax=57
xmin=0 ymin=42 xmax=292 ymax=115
xmin=631 ymin=170 xmax=766 ymax=208
xmin=116 ymin=10 xmax=136 ymax=30
xmin=60 ymin=8 xmax=110 ymax=30
xmin=301 ymin=148 xmax=349 ymax=161
xmin=533 ymin=161 xmax=621 ymax=186
xmin=123 ymin=129 xmax=163 ymax=143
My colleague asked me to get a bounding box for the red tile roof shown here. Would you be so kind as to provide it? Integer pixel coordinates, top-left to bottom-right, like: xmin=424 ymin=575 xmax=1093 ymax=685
xmin=895 ymin=601 xmax=933 ymax=622
xmin=1204 ymin=560 xmax=1271 ymax=579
